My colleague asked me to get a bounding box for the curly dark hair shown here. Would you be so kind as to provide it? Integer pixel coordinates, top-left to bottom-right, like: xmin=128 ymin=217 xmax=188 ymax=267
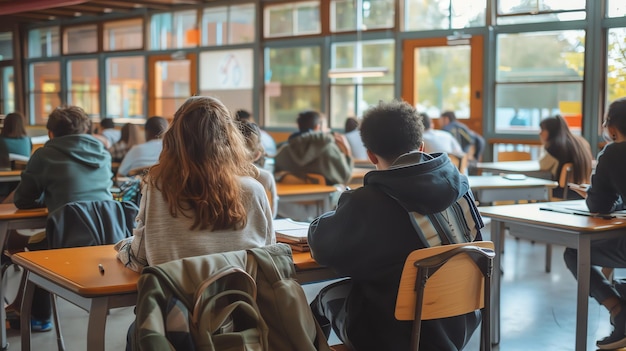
xmin=605 ymin=97 xmax=626 ymax=136
xmin=46 ymin=106 xmax=90 ymax=137
xmin=360 ymin=100 xmax=423 ymax=161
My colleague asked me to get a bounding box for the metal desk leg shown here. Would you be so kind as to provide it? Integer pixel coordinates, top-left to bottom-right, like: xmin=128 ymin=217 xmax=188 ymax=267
xmin=491 ymin=220 xmax=504 ymax=345
xmin=575 ymin=237 xmax=591 ymax=351
xmin=20 ymin=272 xmax=35 ymax=351
xmin=87 ymin=298 xmax=109 ymax=351
xmin=0 ymin=221 xmax=8 ymax=351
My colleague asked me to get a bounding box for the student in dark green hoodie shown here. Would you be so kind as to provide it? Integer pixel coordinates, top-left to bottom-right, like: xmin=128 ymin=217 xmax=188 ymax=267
xmin=13 ymin=105 xmax=112 ymax=332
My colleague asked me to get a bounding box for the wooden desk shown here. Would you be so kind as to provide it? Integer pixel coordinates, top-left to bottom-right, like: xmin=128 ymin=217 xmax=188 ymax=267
xmin=468 ymin=175 xmax=557 ymax=203
xmin=13 ymin=245 xmax=139 ymax=351
xmin=0 ymin=204 xmax=47 ymax=350
xmin=475 ymin=160 xmax=541 ymax=173
xmin=292 ymin=251 xmax=337 ymax=283
xmin=479 ymin=201 xmax=626 ymax=351
xmin=276 ymin=183 xmax=337 ymax=214
xmin=0 ymin=170 xmax=22 ymax=183
xmin=348 ymin=167 xmax=371 ymax=188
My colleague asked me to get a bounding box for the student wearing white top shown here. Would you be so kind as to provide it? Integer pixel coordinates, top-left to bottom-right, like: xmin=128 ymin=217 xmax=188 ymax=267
xmin=420 ymin=112 xmax=464 ymax=157
xmin=344 ymin=117 xmax=368 ymax=160
xmin=116 ymin=116 xmax=168 ymax=177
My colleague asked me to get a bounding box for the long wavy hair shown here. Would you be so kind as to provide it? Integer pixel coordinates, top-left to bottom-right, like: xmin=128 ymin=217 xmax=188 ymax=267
xmin=149 ymin=96 xmax=258 ymax=231
xmin=540 ymin=115 xmax=592 ymax=184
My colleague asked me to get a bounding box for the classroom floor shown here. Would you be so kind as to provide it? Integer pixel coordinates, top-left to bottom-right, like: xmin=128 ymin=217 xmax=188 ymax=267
xmin=1 ymin=226 xmax=621 ymax=350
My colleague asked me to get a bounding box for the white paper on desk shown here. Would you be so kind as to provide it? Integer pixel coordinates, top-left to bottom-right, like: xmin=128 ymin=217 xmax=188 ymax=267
xmin=274 ymin=218 xmax=310 ymax=243
xmin=543 ymin=203 xmax=626 ymax=218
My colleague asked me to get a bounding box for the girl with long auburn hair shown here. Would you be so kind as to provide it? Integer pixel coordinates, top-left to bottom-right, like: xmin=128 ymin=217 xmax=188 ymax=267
xmin=115 ymin=96 xmax=275 ymax=272
xmin=539 ymin=114 xmax=593 ymax=199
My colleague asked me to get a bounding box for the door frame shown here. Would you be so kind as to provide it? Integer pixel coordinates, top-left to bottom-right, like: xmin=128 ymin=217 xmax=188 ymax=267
xmin=147 ymin=53 xmax=198 ymax=118
xmin=401 ymin=36 xmax=484 ymax=133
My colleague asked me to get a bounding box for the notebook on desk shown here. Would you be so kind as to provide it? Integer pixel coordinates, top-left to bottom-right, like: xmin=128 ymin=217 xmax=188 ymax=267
xmin=540 ymin=202 xmax=626 ymax=219
xmin=274 ymin=218 xmax=310 ymax=244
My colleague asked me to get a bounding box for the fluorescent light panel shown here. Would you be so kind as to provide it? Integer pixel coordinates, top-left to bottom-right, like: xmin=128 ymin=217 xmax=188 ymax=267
xmin=328 ymin=67 xmax=389 ymax=79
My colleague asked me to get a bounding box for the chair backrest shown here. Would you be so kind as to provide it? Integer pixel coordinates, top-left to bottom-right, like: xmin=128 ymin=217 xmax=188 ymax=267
xmin=497 ymin=151 xmax=532 ymax=162
xmin=276 ymin=172 xmax=326 ymax=185
xmin=447 ymin=154 xmax=468 ymax=174
xmin=46 ymin=200 xmax=138 ymax=249
xmin=395 ymin=241 xmax=495 ymax=351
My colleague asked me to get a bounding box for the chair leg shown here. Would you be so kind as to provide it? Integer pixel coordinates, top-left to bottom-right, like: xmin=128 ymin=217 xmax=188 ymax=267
xmin=545 ymin=244 xmax=552 ymax=273
xmin=51 ymin=294 xmax=66 ymax=351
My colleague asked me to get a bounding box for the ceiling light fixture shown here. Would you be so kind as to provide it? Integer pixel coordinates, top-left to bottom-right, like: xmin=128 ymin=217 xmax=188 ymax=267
xmin=328 ymin=67 xmax=389 ymax=79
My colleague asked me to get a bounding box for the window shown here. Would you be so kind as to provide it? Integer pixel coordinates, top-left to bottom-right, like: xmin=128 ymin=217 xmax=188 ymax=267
xmin=0 ymin=32 xmax=12 ymax=61
xmin=608 ymin=0 xmax=626 ymax=17
xmin=64 ymin=25 xmax=98 ymax=54
xmin=67 ymin=59 xmax=100 ymax=117
xmin=331 ymin=0 xmax=395 ymax=32
xmin=106 ymin=56 xmax=145 ymax=120
xmin=404 ymin=0 xmax=485 ymax=31
xmin=28 ymin=26 xmax=60 ymax=58
xmin=264 ymin=1 xmax=321 ymax=38
xmin=330 ymin=40 xmax=395 ymax=129
xmin=202 ymin=4 xmax=255 ymax=46
xmin=29 ymin=62 xmax=61 ymax=124
xmin=495 ymin=30 xmax=585 ymax=134
xmin=1 ymin=66 xmax=14 ymax=114
xmin=496 ymin=0 xmax=586 ymax=24
xmin=264 ymin=46 xmax=321 ymax=127
xmin=200 ymin=49 xmax=253 ymax=112
xmin=150 ymin=10 xmax=198 ymax=50
xmin=607 ymin=28 xmax=626 ymax=107
xmin=104 ymin=18 xmax=143 ymax=51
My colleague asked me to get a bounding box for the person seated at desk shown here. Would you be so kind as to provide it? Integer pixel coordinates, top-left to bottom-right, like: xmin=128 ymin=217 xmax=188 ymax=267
xmin=562 ymin=97 xmax=626 ymax=350
xmin=538 ymin=114 xmax=593 ymax=199
xmin=420 ymin=112 xmax=464 ymax=157
xmin=235 ymin=109 xmax=277 ymax=157
xmin=13 ymin=105 xmax=113 ymax=332
xmin=344 ymin=117 xmax=368 ymax=160
xmin=308 ymin=100 xmax=483 ymax=351
xmin=439 ymin=110 xmax=485 ymax=162
xmin=0 ymin=112 xmax=32 ymax=157
xmin=108 ymin=123 xmax=145 ymax=164
xmin=115 ymin=96 xmax=274 ymax=273
xmin=98 ymin=117 xmax=121 ymax=147
xmin=116 ymin=116 xmax=168 ymax=177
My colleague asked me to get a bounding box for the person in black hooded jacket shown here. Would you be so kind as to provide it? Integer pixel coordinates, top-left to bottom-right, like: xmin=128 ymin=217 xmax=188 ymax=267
xmin=308 ymin=100 xmax=483 ymax=351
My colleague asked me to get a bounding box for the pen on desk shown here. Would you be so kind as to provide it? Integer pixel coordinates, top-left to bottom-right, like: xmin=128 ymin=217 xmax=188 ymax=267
xmin=98 ymin=264 xmax=105 ymax=275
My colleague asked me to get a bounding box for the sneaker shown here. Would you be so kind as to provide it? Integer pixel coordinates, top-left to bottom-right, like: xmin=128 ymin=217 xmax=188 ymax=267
xmin=598 ymin=304 xmax=626 ymax=350
xmin=30 ymin=318 xmax=52 ymax=332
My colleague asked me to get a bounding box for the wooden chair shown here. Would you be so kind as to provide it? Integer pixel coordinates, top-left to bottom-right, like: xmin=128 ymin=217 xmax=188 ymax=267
xmin=497 ymin=151 xmax=532 ymax=162
xmin=395 ymin=241 xmax=495 ymax=351
xmin=447 ymin=153 xmax=468 ymax=175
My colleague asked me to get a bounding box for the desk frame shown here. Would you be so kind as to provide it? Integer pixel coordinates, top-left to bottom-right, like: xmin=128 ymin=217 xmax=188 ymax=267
xmin=276 ymin=184 xmax=336 ymax=215
xmin=489 ymin=217 xmax=625 ymax=351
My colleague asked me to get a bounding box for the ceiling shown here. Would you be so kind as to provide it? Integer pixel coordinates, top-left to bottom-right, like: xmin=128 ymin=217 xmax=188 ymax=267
xmin=0 ymin=0 xmax=220 ymax=23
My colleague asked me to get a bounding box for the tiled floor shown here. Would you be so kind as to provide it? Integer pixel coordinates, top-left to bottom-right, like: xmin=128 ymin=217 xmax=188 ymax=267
xmin=1 ymin=229 xmax=622 ymax=350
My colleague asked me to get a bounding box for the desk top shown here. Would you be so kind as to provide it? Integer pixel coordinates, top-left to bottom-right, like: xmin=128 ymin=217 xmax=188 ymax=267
xmin=292 ymin=251 xmax=321 ymax=270
xmin=0 ymin=204 xmax=47 ymax=220
xmin=276 ymin=183 xmax=337 ymax=196
xmin=480 ymin=201 xmax=626 ymax=232
xmin=12 ymin=245 xmax=139 ymax=297
xmin=476 ymin=161 xmax=540 ymax=173
xmin=0 ymin=170 xmax=21 ymax=176
xmin=468 ymin=175 xmax=557 ymax=189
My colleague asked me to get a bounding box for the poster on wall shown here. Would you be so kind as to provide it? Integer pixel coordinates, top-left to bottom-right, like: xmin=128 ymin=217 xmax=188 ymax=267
xmin=200 ymin=49 xmax=253 ymax=91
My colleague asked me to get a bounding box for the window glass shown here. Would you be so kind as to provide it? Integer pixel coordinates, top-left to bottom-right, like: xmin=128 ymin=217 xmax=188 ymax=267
xmin=264 ymin=1 xmax=321 ymax=38
xmin=106 ymin=56 xmax=145 ymax=121
xmin=153 ymin=59 xmax=191 ymax=118
xmin=28 ymin=27 xmax=60 ymax=58
xmin=331 ymin=0 xmax=394 ymax=32
xmin=404 ymin=0 xmax=485 ymax=31
xmin=330 ymin=40 xmax=394 ymax=128
xmin=497 ymin=31 xmax=585 ymax=83
xmin=264 ymin=46 xmax=321 ymax=127
xmin=202 ymin=4 xmax=255 ymax=46
xmin=67 ymin=59 xmax=99 ymax=117
xmin=608 ymin=0 xmax=626 ymax=17
xmin=496 ymin=0 xmax=586 ymax=24
xmin=150 ymin=10 xmax=198 ymax=50
xmin=607 ymin=28 xmax=626 ymax=107
xmin=29 ymin=62 xmax=61 ymax=124
xmin=2 ymin=66 xmax=14 ymax=114
xmin=199 ymin=49 xmax=253 ymax=112
xmin=0 ymin=32 xmax=12 ymax=60
xmin=495 ymin=30 xmax=584 ymax=133
xmin=104 ymin=18 xmax=143 ymax=51
xmin=64 ymin=25 xmax=98 ymax=54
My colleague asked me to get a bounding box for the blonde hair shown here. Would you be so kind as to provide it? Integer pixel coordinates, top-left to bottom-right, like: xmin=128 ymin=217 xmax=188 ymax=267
xmin=149 ymin=96 xmax=258 ymax=230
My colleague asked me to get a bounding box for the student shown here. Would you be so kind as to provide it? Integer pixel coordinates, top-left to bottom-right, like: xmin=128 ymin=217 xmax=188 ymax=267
xmin=0 ymin=112 xmax=31 ymax=157
xmin=237 ymin=119 xmax=278 ymax=217
xmin=116 ymin=116 xmax=168 ymax=177
xmin=439 ymin=110 xmax=485 ymax=162
xmin=115 ymin=96 xmax=274 ymax=272
xmin=308 ymin=100 xmax=483 ymax=351
xmin=344 ymin=117 xmax=367 ymax=160
xmin=538 ymin=115 xmax=593 ymax=199
xmin=563 ymin=97 xmax=626 ymax=350
xmin=274 ymin=110 xmax=353 ymax=186
xmin=99 ymin=117 xmax=121 ymax=146
xmin=420 ymin=112 xmax=464 ymax=157
xmin=108 ymin=123 xmax=145 ymax=163
xmin=14 ymin=105 xmax=113 ymax=332
xmin=235 ymin=109 xmax=277 ymax=157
